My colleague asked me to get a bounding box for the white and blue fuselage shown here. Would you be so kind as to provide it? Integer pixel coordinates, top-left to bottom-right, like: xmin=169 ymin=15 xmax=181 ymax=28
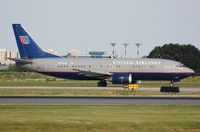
xmin=12 ymin=24 xmax=195 ymax=86
xmin=23 ymin=57 xmax=194 ymax=82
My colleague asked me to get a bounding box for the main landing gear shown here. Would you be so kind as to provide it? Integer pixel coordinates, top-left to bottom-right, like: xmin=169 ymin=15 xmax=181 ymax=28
xmin=97 ymin=80 xmax=107 ymax=87
xmin=170 ymin=80 xmax=175 ymax=87
xmin=160 ymin=80 xmax=180 ymax=93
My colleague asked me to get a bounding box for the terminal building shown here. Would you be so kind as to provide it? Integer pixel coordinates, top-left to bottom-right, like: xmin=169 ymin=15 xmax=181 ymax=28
xmin=65 ymin=50 xmax=110 ymax=58
xmin=88 ymin=51 xmax=107 ymax=58
xmin=0 ymin=49 xmax=19 ymax=65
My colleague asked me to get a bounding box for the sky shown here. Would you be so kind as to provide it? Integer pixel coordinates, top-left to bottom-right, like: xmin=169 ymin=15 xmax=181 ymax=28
xmin=0 ymin=0 xmax=200 ymax=58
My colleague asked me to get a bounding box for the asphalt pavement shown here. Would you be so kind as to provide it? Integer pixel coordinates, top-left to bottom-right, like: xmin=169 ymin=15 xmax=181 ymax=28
xmin=0 ymin=96 xmax=200 ymax=105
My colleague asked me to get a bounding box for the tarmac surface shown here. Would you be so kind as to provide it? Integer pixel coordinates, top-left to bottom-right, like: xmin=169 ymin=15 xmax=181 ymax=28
xmin=0 ymin=86 xmax=200 ymax=105
xmin=0 ymin=96 xmax=200 ymax=105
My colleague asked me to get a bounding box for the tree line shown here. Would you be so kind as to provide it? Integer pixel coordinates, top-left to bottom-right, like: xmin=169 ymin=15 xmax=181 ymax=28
xmin=148 ymin=43 xmax=200 ymax=73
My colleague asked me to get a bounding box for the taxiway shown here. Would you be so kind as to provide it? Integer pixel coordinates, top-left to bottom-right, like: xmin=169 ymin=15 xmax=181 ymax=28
xmin=0 ymin=96 xmax=200 ymax=105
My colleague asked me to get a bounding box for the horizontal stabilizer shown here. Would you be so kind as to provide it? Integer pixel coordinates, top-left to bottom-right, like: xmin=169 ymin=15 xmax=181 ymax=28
xmin=6 ymin=58 xmax=32 ymax=64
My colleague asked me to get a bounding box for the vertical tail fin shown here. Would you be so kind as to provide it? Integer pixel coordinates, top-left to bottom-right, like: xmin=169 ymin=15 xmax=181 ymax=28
xmin=12 ymin=24 xmax=60 ymax=59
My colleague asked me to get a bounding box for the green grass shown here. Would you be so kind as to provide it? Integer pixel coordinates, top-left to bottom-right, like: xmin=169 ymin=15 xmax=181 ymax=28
xmin=0 ymin=88 xmax=200 ymax=96
xmin=0 ymin=105 xmax=200 ymax=132
xmin=0 ymin=79 xmax=99 ymax=87
xmin=0 ymin=72 xmax=200 ymax=87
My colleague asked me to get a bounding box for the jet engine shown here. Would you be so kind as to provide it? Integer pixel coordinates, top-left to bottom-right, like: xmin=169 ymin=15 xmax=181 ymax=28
xmin=112 ymin=73 xmax=132 ymax=84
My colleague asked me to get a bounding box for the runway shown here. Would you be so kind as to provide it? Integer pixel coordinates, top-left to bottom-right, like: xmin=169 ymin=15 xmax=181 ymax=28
xmin=0 ymin=96 xmax=200 ymax=105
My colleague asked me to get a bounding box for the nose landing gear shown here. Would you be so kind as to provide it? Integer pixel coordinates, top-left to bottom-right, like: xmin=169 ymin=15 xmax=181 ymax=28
xmin=170 ymin=80 xmax=175 ymax=87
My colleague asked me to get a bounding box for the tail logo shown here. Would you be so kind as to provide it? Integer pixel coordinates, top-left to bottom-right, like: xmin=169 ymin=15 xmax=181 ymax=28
xmin=19 ymin=36 xmax=30 ymax=44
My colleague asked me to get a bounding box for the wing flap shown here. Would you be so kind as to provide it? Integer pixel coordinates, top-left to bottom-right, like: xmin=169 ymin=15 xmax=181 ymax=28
xmin=73 ymin=69 xmax=111 ymax=79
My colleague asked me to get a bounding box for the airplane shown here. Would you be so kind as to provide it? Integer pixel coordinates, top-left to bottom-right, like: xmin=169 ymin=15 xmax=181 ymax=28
xmin=10 ymin=24 xmax=195 ymax=88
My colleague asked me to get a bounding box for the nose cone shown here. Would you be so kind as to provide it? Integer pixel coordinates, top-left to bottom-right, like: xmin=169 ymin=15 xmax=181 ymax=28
xmin=187 ymin=67 xmax=195 ymax=74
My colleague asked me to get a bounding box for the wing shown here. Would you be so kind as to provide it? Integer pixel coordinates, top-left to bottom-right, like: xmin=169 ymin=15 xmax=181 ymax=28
xmin=73 ymin=69 xmax=111 ymax=79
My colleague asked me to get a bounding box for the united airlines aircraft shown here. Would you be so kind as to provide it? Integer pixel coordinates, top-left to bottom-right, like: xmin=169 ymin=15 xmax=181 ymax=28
xmin=10 ymin=24 xmax=195 ymax=87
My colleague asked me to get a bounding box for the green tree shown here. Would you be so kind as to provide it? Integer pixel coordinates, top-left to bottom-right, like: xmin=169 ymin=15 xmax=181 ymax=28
xmin=148 ymin=43 xmax=200 ymax=73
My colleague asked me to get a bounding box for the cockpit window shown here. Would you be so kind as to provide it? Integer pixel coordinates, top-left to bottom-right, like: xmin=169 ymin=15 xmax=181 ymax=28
xmin=176 ymin=63 xmax=186 ymax=68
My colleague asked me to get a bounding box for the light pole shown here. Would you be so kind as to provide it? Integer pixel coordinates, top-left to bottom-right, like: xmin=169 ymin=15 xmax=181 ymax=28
xmin=123 ymin=43 xmax=129 ymax=58
xmin=110 ymin=43 xmax=116 ymax=57
xmin=135 ymin=43 xmax=142 ymax=58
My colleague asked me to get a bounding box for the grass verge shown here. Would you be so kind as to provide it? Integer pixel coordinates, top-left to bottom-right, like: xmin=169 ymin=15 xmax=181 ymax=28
xmin=0 ymin=105 xmax=200 ymax=132
xmin=0 ymin=72 xmax=200 ymax=87
xmin=0 ymin=88 xmax=200 ymax=96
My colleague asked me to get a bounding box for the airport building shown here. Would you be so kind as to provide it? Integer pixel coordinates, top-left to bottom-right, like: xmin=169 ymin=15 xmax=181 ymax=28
xmin=65 ymin=50 xmax=109 ymax=58
xmin=0 ymin=49 xmax=6 ymax=65
xmin=47 ymin=49 xmax=58 ymax=55
xmin=89 ymin=51 xmax=107 ymax=58
xmin=0 ymin=49 xmax=19 ymax=65
xmin=67 ymin=49 xmax=81 ymax=57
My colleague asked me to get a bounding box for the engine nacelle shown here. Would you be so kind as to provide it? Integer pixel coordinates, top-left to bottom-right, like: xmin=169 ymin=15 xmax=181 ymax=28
xmin=112 ymin=73 xmax=132 ymax=84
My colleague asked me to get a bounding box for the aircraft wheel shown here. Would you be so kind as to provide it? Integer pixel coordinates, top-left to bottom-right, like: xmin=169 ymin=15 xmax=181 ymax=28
xmin=170 ymin=80 xmax=175 ymax=87
xmin=97 ymin=80 xmax=107 ymax=87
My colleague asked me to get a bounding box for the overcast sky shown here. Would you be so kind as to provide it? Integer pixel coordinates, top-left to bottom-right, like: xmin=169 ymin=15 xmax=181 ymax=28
xmin=1 ymin=0 xmax=200 ymax=58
